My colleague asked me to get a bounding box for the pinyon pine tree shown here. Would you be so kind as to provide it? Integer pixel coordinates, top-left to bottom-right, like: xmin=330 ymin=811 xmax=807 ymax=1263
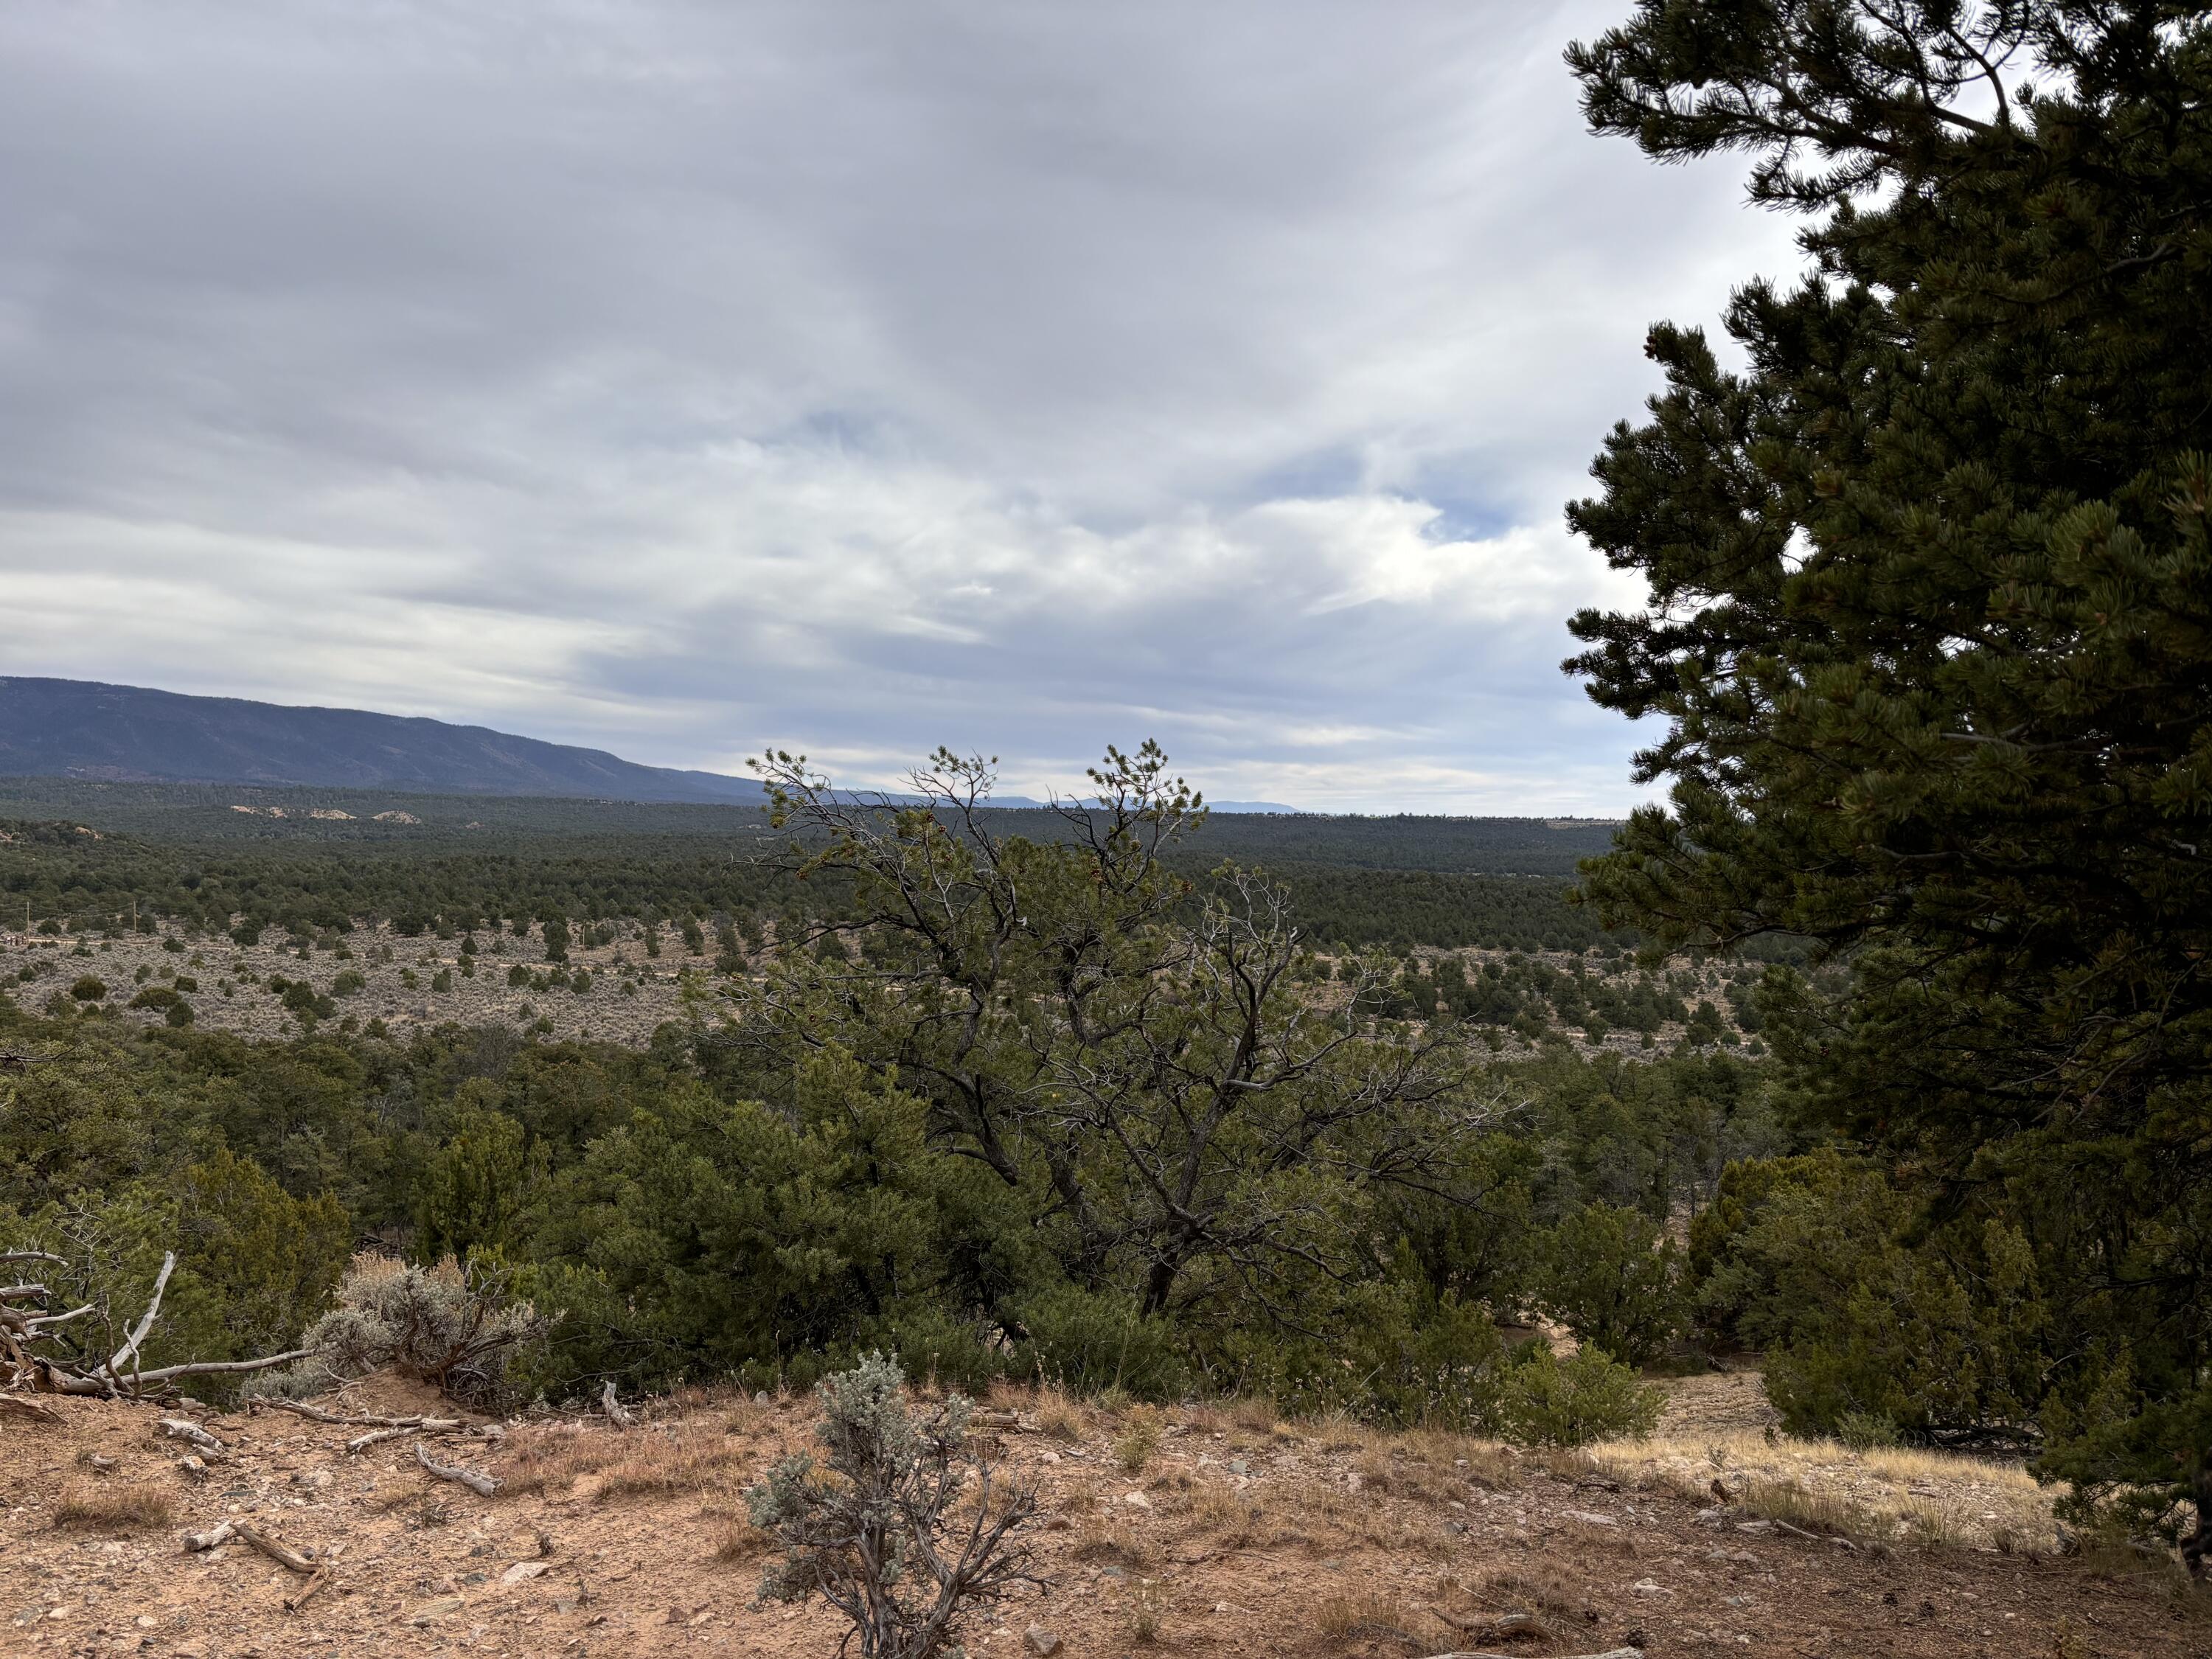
xmin=1564 ymin=1 xmax=2212 ymax=1568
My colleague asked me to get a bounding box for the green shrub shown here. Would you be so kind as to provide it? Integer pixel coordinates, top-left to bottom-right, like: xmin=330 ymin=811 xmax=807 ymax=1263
xmin=1499 ymin=1343 xmax=1663 ymax=1447
xmin=1012 ymin=1284 xmax=1184 ymax=1401
xmin=1537 ymin=1203 xmax=1688 ymax=1367
xmin=69 ymin=975 xmax=107 ymax=1002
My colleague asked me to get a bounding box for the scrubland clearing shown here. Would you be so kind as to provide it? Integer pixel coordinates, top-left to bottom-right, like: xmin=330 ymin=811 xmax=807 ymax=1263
xmin=4 ymin=1374 xmax=2202 ymax=1659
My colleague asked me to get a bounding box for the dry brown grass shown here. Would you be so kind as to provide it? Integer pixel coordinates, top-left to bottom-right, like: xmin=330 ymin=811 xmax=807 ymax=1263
xmin=1312 ymin=1590 xmax=1443 ymax=1650
xmin=1070 ymin=1516 xmax=1153 ymax=1568
xmin=1580 ymin=1427 xmax=2058 ymax=1552
xmin=500 ymin=1411 xmax=757 ymax=1504
xmin=52 ymin=1479 xmax=176 ymax=1531
xmin=1186 ymin=1478 xmax=1268 ymax=1546
xmin=1472 ymin=1562 xmax=1590 ymax=1622
xmin=712 ymin=1514 xmax=771 ymax=1564
xmin=1030 ymin=1384 xmax=1087 ymax=1442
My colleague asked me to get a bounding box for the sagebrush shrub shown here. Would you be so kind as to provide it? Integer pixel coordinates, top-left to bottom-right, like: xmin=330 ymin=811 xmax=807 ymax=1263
xmin=748 ymin=1353 xmax=1038 ymax=1659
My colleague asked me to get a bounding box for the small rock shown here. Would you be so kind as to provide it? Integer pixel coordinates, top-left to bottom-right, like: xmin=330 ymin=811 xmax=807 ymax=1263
xmin=502 ymin=1561 xmax=552 ymax=1585
xmin=1562 ymin=1509 xmax=1618 ymax=1526
xmin=1344 ymin=1472 xmax=1364 ymax=1494
xmin=1121 ymin=1491 xmax=1151 ymax=1510
xmin=408 ymin=1595 xmax=466 ymax=1624
xmin=1227 ymin=1458 xmax=1249 ymax=1475
xmin=1735 ymin=1520 xmax=1773 ymax=1534
xmin=754 ymin=1391 xmax=771 ymax=1405
xmin=1022 ymin=1622 xmax=1062 ymax=1656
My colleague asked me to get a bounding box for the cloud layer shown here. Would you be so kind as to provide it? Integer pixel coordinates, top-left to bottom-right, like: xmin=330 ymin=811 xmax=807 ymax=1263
xmin=0 ymin=1 xmax=1801 ymax=810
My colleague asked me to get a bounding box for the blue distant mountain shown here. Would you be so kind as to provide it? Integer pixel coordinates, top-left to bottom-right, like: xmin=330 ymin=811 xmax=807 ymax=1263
xmin=0 ymin=677 xmax=1308 ymax=814
xmin=0 ymin=676 xmax=769 ymax=804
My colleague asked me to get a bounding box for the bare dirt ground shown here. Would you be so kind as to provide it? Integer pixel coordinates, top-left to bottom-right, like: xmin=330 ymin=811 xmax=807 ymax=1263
xmin=5 ymin=1376 xmax=2205 ymax=1659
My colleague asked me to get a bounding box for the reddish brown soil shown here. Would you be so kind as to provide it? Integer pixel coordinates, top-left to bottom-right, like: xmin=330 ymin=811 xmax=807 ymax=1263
xmin=2 ymin=1380 xmax=2204 ymax=1659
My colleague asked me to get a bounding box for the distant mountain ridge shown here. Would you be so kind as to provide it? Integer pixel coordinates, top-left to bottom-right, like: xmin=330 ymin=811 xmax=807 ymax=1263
xmin=0 ymin=677 xmax=771 ymax=804
xmin=0 ymin=678 xmax=1307 ymax=812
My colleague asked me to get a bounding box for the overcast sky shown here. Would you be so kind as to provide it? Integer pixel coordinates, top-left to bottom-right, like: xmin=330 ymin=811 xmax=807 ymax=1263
xmin=0 ymin=1 xmax=1800 ymax=812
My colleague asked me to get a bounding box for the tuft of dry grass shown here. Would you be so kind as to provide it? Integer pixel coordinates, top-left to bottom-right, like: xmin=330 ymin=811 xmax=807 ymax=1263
xmin=1127 ymin=1581 xmax=1168 ymax=1646
xmin=52 ymin=1479 xmax=175 ymax=1531
xmin=1031 ymin=1384 xmax=1088 ymax=1442
xmin=1227 ymin=1394 xmax=1279 ymax=1435
xmin=1313 ymin=1590 xmax=1440 ymax=1650
xmin=500 ymin=1411 xmax=754 ymax=1503
xmin=1070 ymin=1517 xmax=1152 ymax=1569
xmin=1113 ymin=1413 xmax=1162 ymax=1474
xmin=712 ymin=1515 xmax=771 ymax=1564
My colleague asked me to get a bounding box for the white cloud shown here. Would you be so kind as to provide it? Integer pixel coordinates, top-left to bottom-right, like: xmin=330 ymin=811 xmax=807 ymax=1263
xmin=0 ymin=0 xmax=1802 ymax=811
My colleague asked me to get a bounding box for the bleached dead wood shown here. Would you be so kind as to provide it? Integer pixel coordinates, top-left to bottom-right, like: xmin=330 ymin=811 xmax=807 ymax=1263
xmin=599 ymin=1380 xmax=633 ymax=1428
xmin=0 ymin=1393 xmax=62 ymax=1424
xmin=1 ymin=1243 xmax=307 ymax=1399
xmin=105 ymin=1251 xmax=175 ymax=1380
xmin=258 ymin=1398 xmax=467 ymax=1438
xmin=415 ymin=1439 xmax=501 ymax=1497
xmin=182 ymin=1520 xmax=235 ymax=1552
xmin=156 ymin=1418 xmax=228 ymax=1457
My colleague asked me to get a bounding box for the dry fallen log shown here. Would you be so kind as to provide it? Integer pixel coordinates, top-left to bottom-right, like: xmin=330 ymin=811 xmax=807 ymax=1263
xmin=600 ymin=1380 xmax=633 ymax=1428
xmin=285 ymin=1562 xmax=333 ymax=1612
xmin=232 ymin=1520 xmax=319 ymax=1573
xmin=0 ymin=1394 xmax=63 ymax=1425
xmin=1425 ymin=1651 xmax=1643 ymax=1659
xmin=182 ymin=1520 xmax=235 ymax=1552
xmin=257 ymin=1398 xmax=466 ymax=1437
xmin=156 ymin=1418 xmax=229 ymax=1457
xmin=415 ymin=1439 xmax=501 ymax=1497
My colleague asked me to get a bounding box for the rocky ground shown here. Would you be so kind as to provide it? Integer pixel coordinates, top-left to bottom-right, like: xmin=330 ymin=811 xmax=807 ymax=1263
xmin=4 ymin=1375 xmax=2204 ymax=1659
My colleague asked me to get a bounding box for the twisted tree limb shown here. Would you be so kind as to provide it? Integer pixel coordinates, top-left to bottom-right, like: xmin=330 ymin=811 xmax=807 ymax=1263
xmin=415 ymin=1439 xmax=501 ymax=1496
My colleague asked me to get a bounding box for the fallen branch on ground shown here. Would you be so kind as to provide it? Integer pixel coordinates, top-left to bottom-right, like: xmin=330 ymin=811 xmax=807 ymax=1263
xmin=415 ymin=1439 xmax=501 ymax=1497
xmin=256 ymin=1397 xmax=467 ymax=1435
xmin=232 ymin=1520 xmax=320 ymax=1573
xmin=155 ymin=1418 xmax=228 ymax=1458
xmin=183 ymin=1520 xmax=235 ymax=1552
xmin=285 ymin=1563 xmax=333 ymax=1612
xmin=1424 ymin=1650 xmax=1643 ymax=1659
xmin=0 ymin=1394 xmax=62 ymax=1424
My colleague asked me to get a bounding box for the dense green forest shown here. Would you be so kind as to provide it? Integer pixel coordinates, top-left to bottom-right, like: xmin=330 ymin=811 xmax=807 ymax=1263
xmin=0 ymin=785 xmax=1638 ymax=953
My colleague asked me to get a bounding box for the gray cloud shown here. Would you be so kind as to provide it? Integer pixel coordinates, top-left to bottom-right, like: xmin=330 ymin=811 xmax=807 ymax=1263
xmin=0 ymin=1 xmax=1800 ymax=810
